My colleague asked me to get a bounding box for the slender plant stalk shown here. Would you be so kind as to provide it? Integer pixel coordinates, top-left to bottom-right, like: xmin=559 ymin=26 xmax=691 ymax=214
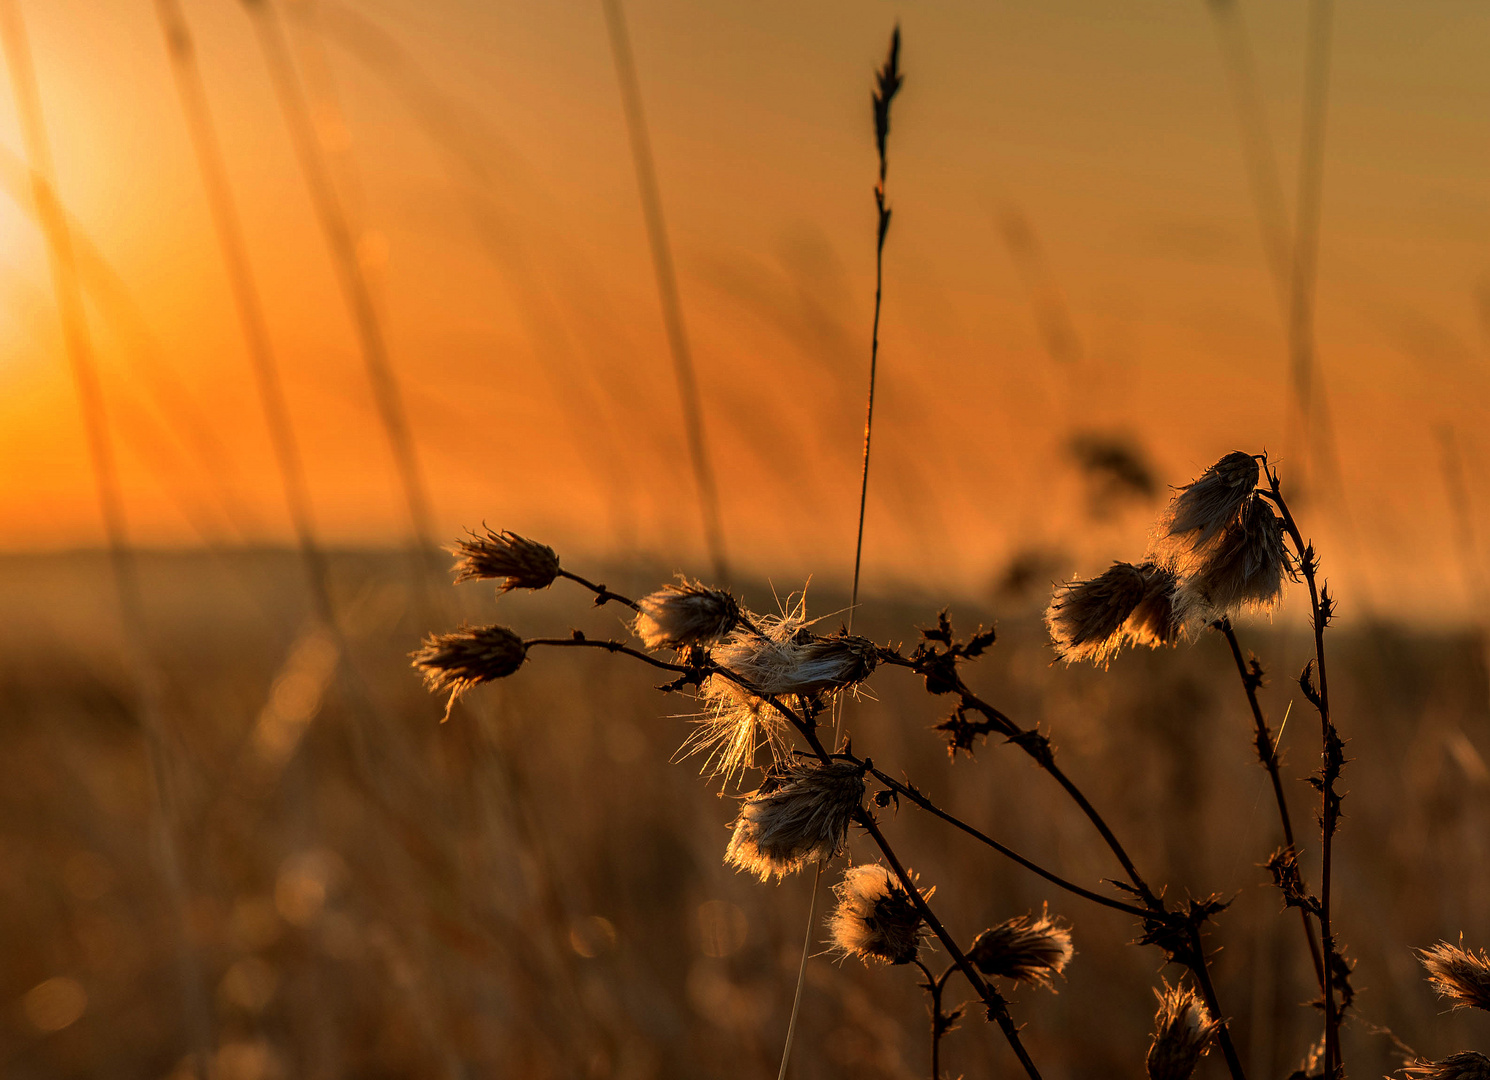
xmin=1262 ymin=464 xmax=1343 ymax=1078
xmin=240 ymin=0 xmax=438 ymax=579
xmin=1284 ymin=0 xmax=1335 ymax=492
xmin=850 ymin=25 xmax=902 ymax=639
xmin=1217 ymin=617 xmax=1328 ymax=992
xmin=599 ymin=0 xmax=728 ymax=582
xmin=154 ymin=0 xmax=340 ymax=630
xmin=0 ymin=0 xmax=214 ymax=1060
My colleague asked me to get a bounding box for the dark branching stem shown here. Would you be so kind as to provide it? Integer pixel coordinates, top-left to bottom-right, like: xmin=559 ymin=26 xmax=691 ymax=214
xmin=524 ymin=633 xmax=1041 ymax=1078
xmin=857 ymin=809 xmax=1042 ymax=1080
xmin=856 ymin=761 xmax=1153 ymax=920
xmin=878 ymin=651 xmax=1159 ymax=909
xmin=914 ymin=957 xmax=959 ymax=1080
xmin=1261 ymin=463 xmax=1344 ymax=1077
xmin=555 ymin=568 xmax=642 ymax=613
xmin=534 ymin=577 xmax=1248 ymax=1080
xmin=876 ymin=642 xmax=1249 ymax=1080
xmin=1215 ymin=616 xmax=1327 ymax=993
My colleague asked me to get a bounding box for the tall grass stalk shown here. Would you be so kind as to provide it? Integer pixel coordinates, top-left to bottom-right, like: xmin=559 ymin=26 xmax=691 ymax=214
xmin=601 ymin=0 xmax=729 ymax=582
xmin=780 ymin=30 xmax=902 ymax=1079
xmin=240 ymin=0 xmax=438 ymax=584
xmin=155 ymin=0 xmax=340 ymax=631
xmin=1285 ymin=0 xmax=1334 ymax=495
xmin=0 ymin=0 xmax=213 ymax=1062
xmin=310 ymin=1 xmax=644 ymax=551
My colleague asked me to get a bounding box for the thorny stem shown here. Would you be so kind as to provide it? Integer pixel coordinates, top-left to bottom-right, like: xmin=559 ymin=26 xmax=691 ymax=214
xmin=879 ymin=652 xmax=1160 ymax=908
xmin=913 ymin=958 xmax=957 ymax=1080
xmin=1261 ymin=464 xmax=1344 ymax=1077
xmin=522 ymin=581 xmax=1248 ymax=1080
xmin=526 ymin=633 xmax=1042 ymax=1075
xmin=1216 ymin=617 xmax=1327 ymax=993
xmin=876 ymin=650 xmax=1249 ymax=1080
xmin=857 ymin=810 xmax=1043 ymax=1080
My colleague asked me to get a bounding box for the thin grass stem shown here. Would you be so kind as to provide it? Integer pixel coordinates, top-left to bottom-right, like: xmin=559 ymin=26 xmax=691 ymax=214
xmin=600 ymin=0 xmax=728 ymax=582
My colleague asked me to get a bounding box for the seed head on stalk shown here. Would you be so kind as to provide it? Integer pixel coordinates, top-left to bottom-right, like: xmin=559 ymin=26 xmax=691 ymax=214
xmin=632 ymin=579 xmax=740 ymax=650
xmin=449 ymin=528 xmax=560 ymax=593
xmin=1173 ymin=495 xmax=1290 ymax=625
xmin=1404 ymin=1053 xmax=1490 ymax=1080
xmin=828 ymin=863 xmax=930 ymax=966
xmin=1419 ymin=941 xmax=1490 ymax=1012
xmin=968 ymin=908 xmax=1074 ymax=989
xmin=725 ymin=760 xmax=865 ymax=881
xmin=1145 ymin=981 xmax=1218 ymax=1080
xmin=1157 ymin=450 xmax=1260 ymax=552
xmin=411 ymin=624 xmax=527 ymax=720
xmin=1046 ymin=561 xmax=1181 ymax=665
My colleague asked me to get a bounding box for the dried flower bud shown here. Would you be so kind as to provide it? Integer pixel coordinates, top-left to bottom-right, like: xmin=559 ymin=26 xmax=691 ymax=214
xmin=1419 ymin=942 xmax=1490 ymax=1012
xmin=725 ymin=760 xmax=865 ymax=881
xmin=449 ymin=528 xmax=560 ymax=593
xmin=1160 ymin=451 xmax=1260 ymax=550
xmin=968 ymin=908 xmax=1074 ymax=988
xmin=633 ymin=580 xmax=740 ymax=650
xmin=1145 ymin=981 xmax=1218 ymax=1080
xmin=1047 ymin=561 xmax=1180 ymax=665
xmin=1174 ymin=495 xmax=1288 ymax=623
xmin=828 ymin=864 xmax=930 ymax=966
xmin=1046 ymin=562 xmax=1145 ymax=664
xmin=411 ymin=624 xmax=527 ymax=720
xmin=1404 ymin=1052 xmax=1490 ymax=1080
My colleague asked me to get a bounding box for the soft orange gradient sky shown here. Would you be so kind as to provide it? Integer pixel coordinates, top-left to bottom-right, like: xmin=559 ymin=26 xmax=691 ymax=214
xmin=1 ymin=0 xmax=1488 ymax=617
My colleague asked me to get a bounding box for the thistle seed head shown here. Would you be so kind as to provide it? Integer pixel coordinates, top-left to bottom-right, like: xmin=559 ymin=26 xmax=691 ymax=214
xmin=1145 ymin=981 xmax=1218 ymax=1080
xmin=411 ymin=624 xmax=527 ymax=720
xmin=967 ymin=908 xmax=1074 ymax=989
xmin=1419 ymin=942 xmax=1490 ymax=1012
xmin=1404 ymin=1052 xmax=1490 ymax=1080
xmin=1159 ymin=450 xmax=1260 ymax=551
xmin=1126 ymin=562 xmax=1183 ymax=647
xmin=1047 ymin=561 xmax=1181 ymax=665
xmin=679 ymin=690 xmax=792 ymax=788
xmin=1174 ymin=495 xmax=1288 ymax=624
xmin=711 ymin=607 xmax=877 ymax=698
xmin=725 ymin=760 xmax=865 ymax=881
xmin=828 ymin=863 xmax=929 ymax=966
xmin=633 ymin=580 xmax=741 ymax=650
xmin=449 ymin=528 xmax=560 ymax=593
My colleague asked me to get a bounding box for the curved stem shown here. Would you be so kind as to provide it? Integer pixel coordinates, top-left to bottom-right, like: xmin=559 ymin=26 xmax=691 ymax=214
xmin=861 ymin=764 xmax=1151 ymax=920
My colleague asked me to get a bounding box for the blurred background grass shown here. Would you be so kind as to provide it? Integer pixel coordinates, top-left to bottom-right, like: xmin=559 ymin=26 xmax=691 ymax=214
xmin=4 ymin=550 xmax=1490 ymax=1077
xmin=4 ymin=0 xmax=1490 ymax=1076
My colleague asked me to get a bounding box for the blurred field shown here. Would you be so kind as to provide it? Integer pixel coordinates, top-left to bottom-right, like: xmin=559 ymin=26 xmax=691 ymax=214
xmin=4 ymin=549 xmax=1490 ymax=1078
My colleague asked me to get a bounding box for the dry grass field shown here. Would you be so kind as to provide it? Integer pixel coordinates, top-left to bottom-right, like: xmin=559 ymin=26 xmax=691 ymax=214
xmin=4 ymin=546 xmax=1489 ymax=1079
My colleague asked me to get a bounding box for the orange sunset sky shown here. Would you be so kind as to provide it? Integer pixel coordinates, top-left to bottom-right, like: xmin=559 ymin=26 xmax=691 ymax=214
xmin=1 ymin=0 xmax=1488 ymax=619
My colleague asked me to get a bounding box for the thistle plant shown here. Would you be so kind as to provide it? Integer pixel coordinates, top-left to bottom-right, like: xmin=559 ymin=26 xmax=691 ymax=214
xmin=408 ymin=447 xmax=1363 ymax=1078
